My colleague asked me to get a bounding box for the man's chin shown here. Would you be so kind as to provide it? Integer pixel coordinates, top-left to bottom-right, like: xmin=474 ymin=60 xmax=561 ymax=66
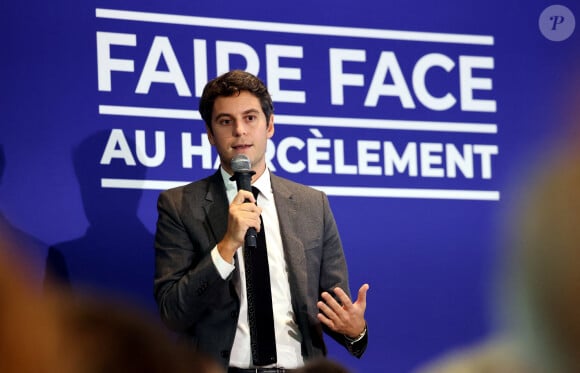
xmin=231 ymin=149 xmax=253 ymax=160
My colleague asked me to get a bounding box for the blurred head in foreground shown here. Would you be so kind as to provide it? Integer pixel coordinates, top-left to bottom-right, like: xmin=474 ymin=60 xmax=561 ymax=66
xmin=0 ymin=233 xmax=67 ymax=373
xmin=503 ymin=145 xmax=580 ymax=372
xmin=0 ymin=232 xmax=222 ymax=373
xmin=414 ymin=144 xmax=580 ymax=373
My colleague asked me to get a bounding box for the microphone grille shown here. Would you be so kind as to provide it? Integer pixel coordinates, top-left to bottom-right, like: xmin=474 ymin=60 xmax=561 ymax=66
xmin=231 ymin=154 xmax=252 ymax=172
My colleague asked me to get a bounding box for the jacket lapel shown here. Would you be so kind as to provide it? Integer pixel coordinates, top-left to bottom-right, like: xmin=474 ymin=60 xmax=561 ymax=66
xmin=271 ymin=175 xmax=308 ymax=308
xmin=202 ymin=170 xmax=229 ymax=246
xmin=271 ymin=174 xmax=316 ymax=357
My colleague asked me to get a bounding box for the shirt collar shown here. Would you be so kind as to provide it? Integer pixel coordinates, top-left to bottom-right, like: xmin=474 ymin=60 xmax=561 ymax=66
xmin=220 ymin=167 xmax=238 ymax=197
xmin=219 ymin=167 xmax=272 ymax=202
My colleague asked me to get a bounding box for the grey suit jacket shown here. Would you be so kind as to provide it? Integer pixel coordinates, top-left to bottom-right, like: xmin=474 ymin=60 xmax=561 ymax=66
xmin=154 ymin=170 xmax=367 ymax=367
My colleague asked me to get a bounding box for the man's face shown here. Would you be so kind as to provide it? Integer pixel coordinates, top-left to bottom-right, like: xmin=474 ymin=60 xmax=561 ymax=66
xmin=207 ymin=90 xmax=274 ymax=177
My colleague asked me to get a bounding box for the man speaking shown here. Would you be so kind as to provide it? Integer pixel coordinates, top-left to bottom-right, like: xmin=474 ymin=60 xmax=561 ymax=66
xmin=154 ymin=70 xmax=369 ymax=371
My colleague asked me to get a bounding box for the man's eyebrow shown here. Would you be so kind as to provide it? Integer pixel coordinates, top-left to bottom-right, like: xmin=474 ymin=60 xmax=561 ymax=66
xmin=242 ymin=108 xmax=260 ymax=115
xmin=214 ymin=108 xmax=260 ymax=120
xmin=214 ymin=113 xmax=232 ymax=120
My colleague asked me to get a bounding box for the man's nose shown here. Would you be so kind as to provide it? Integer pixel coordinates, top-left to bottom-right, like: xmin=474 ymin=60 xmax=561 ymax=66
xmin=232 ymin=121 xmax=246 ymax=136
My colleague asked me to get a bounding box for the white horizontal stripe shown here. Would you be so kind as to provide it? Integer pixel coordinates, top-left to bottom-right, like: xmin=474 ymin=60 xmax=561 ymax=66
xmin=101 ymin=178 xmax=500 ymax=201
xmin=276 ymin=114 xmax=497 ymax=134
xmin=99 ymin=105 xmax=201 ymax=120
xmin=312 ymin=186 xmax=500 ymax=200
xmin=98 ymin=105 xmax=496 ymax=133
xmin=95 ymin=8 xmax=494 ymax=46
xmin=101 ymin=178 xmax=178 ymax=190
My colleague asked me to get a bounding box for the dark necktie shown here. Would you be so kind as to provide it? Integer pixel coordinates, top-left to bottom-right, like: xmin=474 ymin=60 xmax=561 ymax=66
xmin=243 ymin=186 xmax=277 ymax=366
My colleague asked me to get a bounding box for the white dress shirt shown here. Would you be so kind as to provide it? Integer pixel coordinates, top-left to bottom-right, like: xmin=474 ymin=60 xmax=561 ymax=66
xmin=210 ymin=168 xmax=304 ymax=368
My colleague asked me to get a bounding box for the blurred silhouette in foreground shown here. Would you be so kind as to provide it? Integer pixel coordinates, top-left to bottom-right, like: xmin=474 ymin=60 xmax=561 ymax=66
xmin=1 ymin=230 xmax=223 ymax=373
xmin=57 ymin=296 xmax=224 ymax=373
xmin=0 ymin=231 xmax=64 ymax=373
xmin=414 ymin=144 xmax=580 ymax=373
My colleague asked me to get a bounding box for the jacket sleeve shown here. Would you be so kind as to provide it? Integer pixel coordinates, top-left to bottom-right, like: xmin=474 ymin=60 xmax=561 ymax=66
xmin=318 ymin=192 xmax=368 ymax=358
xmin=153 ymin=188 xmax=235 ymax=332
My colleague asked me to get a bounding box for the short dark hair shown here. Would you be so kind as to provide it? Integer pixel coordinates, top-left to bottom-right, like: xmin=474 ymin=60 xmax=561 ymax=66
xmin=198 ymin=70 xmax=274 ymax=131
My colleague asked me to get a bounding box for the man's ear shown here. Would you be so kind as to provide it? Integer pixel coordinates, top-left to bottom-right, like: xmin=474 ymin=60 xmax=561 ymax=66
xmin=267 ymin=114 xmax=275 ymax=139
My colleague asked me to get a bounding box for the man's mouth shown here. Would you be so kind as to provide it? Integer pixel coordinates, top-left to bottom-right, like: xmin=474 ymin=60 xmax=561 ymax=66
xmin=232 ymin=144 xmax=252 ymax=150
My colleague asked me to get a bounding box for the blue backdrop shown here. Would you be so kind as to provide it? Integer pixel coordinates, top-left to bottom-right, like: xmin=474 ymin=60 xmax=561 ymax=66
xmin=1 ymin=1 xmax=579 ymax=371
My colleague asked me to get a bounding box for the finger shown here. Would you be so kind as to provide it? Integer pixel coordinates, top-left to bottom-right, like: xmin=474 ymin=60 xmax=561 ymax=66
xmin=232 ymin=190 xmax=255 ymax=204
xmin=317 ymin=299 xmax=339 ymax=321
xmin=236 ymin=203 xmax=261 ymax=215
xmin=320 ymin=291 xmax=342 ymax=314
xmin=230 ymin=199 xmax=262 ymax=220
xmin=235 ymin=209 xmax=261 ymax=228
xmin=356 ymin=283 xmax=370 ymax=306
xmin=316 ymin=312 xmax=334 ymax=330
xmin=332 ymin=287 xmax=353 ymax=308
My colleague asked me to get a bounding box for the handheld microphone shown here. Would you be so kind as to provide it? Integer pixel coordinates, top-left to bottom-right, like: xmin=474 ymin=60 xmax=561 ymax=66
xmin=230 ymin=154 xmax=257 ymax=248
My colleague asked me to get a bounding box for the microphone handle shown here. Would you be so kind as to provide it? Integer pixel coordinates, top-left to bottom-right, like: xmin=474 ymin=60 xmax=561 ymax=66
xmin=231 ymin=170 xmax=258 ymax=248
xmin=245 ymin=226 xmax=258 ymax=248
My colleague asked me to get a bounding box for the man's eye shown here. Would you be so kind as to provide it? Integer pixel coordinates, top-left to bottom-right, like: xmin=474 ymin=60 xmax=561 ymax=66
xmin=218 ymin=119 xmax=231 ymax=125
xmin=246 ymin=115 xmax=256 ymax=121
